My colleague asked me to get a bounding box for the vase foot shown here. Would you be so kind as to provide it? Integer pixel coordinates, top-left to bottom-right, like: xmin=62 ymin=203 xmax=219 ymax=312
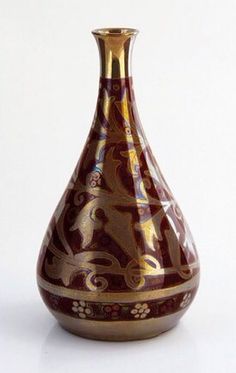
xmin=52 ymin=309 xmax=186 ymax=341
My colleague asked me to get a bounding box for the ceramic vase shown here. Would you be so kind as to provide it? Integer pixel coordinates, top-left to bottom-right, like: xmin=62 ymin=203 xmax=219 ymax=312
xmin=37 ymin=28 xmax=200 ymax=341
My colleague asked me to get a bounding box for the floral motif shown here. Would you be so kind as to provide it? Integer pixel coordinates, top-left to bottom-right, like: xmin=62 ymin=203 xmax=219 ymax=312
xmin=104 ymin=303 xmax=121 ymax=318
xmin=72 ymin=300 xmax=92 ymax=319
xmin=180 ymin=293 xmax=191 ymax=308
xmin=40 ymin=284 xmax=198 ymax=322
xmin=130 ymin=303 xmax=150 ymax=319
xmin=88 ymin=171 xmax=101 ymax=188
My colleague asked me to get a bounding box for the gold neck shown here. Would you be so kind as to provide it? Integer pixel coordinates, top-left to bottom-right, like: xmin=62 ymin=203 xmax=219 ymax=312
xmin=92 ymin=28 xmax=138 ymax=79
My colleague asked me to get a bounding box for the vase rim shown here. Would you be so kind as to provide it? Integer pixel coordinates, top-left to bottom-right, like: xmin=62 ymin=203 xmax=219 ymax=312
xmin=92 ymin=28 xmax=139 ymax=37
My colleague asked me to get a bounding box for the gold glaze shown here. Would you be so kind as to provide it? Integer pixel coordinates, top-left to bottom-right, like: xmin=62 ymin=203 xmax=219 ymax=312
xmin=92 ymin=28 xmax=138 ymax=78
xmin=37 ymin=28 xmax=200 ymax=340
xmin=52 ymin=309 xmax=186 ymax=341
xmin=38 ymin=271 xmax=199 ymax=302
xmin=42 ymin=96 xmax=199 ymax=292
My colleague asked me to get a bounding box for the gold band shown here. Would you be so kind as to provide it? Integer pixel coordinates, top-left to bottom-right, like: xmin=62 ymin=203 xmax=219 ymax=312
xmin=92 ymin=28 xmax=138 ymax=78
xmin=52 ymin=309 xmax=186 ymax=341
xmin=37 ymin=271 xmax=199 ymax=303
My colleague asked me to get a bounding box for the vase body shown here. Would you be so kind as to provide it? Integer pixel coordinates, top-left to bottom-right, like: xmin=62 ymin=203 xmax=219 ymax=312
xmin=37 ymin=28 xmax=200 ymax=341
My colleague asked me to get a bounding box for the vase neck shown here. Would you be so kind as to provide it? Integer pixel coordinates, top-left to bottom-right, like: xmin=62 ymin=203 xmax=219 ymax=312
xmin=92 ymin=28 xmax=138 ymax=79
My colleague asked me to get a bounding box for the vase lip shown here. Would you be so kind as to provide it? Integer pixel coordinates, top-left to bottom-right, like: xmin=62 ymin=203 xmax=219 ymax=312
xmin=92 ymin=28 xmax=139 ymax=37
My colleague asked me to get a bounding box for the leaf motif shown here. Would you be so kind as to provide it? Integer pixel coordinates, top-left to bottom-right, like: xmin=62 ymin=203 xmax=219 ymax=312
xmin=138 ymin=254 xmax=161 ymax=274
xmin=70 ymin=198 xmax=102 ymax=248
xmin=165 ymin=226 xmax=191 ymax=280
xmin=135 ymin=218 xmax=158 ymax=251
xmin=115 ymin=89 xmax=134 ymax=126
xmin=45 ymin=246 xmax=164 ymax=291
xmin=120 ymin=148 xmax=140 ymax=176
xmin=134 ymin=205 xmax=168 ymax=250
xmin=102 ymin=147 xmax=126 ymax=194
xmin=45 ymin=256 xmax=77 ymax=286
xmin=104 ymin=208 xmax=139 ymax=260
xmin=100 ymin=89 xmax=115 ymax=121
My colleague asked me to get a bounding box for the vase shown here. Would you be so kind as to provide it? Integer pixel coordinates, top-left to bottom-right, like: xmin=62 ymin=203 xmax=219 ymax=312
xmin=37 ymin=28 xmax=200 ymax=341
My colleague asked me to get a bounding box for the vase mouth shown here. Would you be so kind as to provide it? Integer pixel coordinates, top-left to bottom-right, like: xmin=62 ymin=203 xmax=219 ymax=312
xmin=92 ymin=28 xmax=139 ymax=37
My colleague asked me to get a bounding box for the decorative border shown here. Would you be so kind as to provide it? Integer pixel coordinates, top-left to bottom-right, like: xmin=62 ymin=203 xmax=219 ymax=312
xmin=37 ymin=271 xmax=199 ymax=302
xmin=39 ymin=282 xmax=198 ymax=322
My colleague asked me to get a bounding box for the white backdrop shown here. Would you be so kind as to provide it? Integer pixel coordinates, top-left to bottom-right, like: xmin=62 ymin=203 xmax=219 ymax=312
xmin=1 ymin=1 xmax=236 ymax=372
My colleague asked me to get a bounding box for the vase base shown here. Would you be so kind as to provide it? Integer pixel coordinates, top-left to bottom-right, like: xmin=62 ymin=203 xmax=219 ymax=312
xmin=52 ymin=309 xmax=186 ymax=341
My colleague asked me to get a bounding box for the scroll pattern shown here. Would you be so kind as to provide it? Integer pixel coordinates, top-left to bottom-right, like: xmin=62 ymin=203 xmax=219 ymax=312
xmin=41 ymin=78 xmax=199 ymax=292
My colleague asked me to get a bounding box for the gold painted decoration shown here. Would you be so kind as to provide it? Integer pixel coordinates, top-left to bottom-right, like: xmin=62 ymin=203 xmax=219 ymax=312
xmin=45 ymin=243 xmax=163 ymax=290
xmin=40 ymin=81 xmax=199 ymax=290
xmin=37 ymin=28 xmax=200 ymax=341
